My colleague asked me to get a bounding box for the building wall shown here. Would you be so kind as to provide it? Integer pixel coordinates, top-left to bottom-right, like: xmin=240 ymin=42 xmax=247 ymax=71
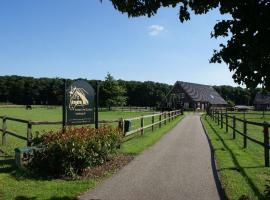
xmin=166 ymin=83 xmax=195 ymax=110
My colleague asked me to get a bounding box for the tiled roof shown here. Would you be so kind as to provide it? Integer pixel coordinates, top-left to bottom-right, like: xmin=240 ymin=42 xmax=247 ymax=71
xmin=176 ymin=81 xmax=227 ymax=105
xmin=254 ymin=93 xmax=270 ymax=104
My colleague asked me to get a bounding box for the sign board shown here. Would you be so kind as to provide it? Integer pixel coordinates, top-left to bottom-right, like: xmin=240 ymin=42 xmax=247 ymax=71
xmin=65 ymin=80 xmax=95 ymax=125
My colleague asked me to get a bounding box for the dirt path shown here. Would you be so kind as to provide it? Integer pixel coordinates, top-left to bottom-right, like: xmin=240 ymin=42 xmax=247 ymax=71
xmin=79 ymin=115 xmax=221 ymax=200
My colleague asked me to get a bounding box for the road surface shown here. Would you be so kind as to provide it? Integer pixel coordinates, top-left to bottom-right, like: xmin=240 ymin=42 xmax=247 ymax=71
xmin=79 ymin=115 xmax=221 ymax=200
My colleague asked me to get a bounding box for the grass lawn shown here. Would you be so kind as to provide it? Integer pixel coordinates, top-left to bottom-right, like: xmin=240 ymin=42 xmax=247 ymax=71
xmin=0 ymin=107 xmax=155 ymax=156
xmin=0 ymin=107 xmax=183 ymax=200
xmin=202 ymin=114 xmax=270 ymax=200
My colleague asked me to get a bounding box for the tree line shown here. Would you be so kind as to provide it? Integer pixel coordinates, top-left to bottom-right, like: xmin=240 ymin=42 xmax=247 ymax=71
xmin=0 ymin=75 xmax=261 ymax=107
xmin=0 ymin=75 xmax=171 ymax=107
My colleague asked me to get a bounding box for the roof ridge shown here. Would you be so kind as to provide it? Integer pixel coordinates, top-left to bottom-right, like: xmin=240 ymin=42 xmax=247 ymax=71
xmin=177 ymin=81 xmax=212 ymax=87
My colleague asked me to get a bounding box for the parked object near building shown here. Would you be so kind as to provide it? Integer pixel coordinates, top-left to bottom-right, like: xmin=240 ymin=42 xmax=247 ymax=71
xmin=254 ymin=93 xmax=270 ymax=111
xmin=165 ymin=81 xmax=227 ymax=111
xmin=234 ymin=105 xmax=254 ymax=112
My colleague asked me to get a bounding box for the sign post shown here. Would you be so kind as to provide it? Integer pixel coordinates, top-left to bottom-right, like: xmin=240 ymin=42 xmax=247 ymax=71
xmin=95 ymin=81 xmax=99 ymax=129
xmin=62 ymin=79 xmax=67 ymax=129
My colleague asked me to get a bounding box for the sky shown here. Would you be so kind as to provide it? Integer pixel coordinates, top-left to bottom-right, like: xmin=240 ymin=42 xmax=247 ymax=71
xmin=0 ymin=0 xmax=239 ymax=86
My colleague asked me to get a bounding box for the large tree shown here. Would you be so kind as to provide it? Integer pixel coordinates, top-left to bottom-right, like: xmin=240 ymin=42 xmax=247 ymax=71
xmin=102 ymin=73 xmax=127 ymax=109
xmin=108 ymin=0 xmax=270 ymax=90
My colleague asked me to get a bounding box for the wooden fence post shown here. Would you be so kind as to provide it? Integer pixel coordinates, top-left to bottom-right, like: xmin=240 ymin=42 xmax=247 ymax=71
xmin=263 ymin=124 xmax=269 ymax=167
xmin=164 ymin=112 xmax=167 ymax=125
xmin=169 ymin=112 xmax=171 ymax=122
xmin=221 ymin=112 xmax=223 ymax=129
xmin=159 ymin=114 xmax=162 ymax=128
xmin=2 ymin=116 xmax=7 ymax=145
xmin=141 ymin=117 xmax=144 ymax=135
xmin=243 ymin=120 xmax=247 ymax=148
xmin=27 ymin=121 xmax=33 ymax=146
xmin=152 ymin=115 xmax=154 ymax=132
xmin=226 ymin=113 xmax=228 ymax=132
xmin=233 ymin=116 xmax=236 ymax=139
xmin=218 ymin=111 xmax=220 ymax=125
xmin=118 ymin=118 xmax=124 ymax=134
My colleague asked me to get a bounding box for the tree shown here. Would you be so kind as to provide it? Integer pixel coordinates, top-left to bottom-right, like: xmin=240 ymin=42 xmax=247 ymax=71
xmin=108 ymin=0 xmax=270 ymax=90
xmin=102 ymin=73 xmax=127 ymax=110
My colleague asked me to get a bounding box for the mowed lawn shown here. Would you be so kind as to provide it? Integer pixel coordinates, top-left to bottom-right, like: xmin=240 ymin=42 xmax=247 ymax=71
xmin=0 ymin=107 xmax=183 ymax=200
xmin=202 ymin=113 xmax=270 ymax=199
xmin=0 ymin=107 xmax=156 ymax=155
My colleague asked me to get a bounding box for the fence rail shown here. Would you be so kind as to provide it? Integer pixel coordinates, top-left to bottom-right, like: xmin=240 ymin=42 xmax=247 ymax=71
xmin=122 ymin=110 xmax=182 ymax=137
xmin=209 ymin=109 xmax=270 ymax=167
xmin=0 ymin=110 xmax=183 ymax=148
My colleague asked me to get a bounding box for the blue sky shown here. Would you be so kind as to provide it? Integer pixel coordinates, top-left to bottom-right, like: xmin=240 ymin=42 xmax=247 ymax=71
xmin=0 ymin=0 xmax=238 ymax=86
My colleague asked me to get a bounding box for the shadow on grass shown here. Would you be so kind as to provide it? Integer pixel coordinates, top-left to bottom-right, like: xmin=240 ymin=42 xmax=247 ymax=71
xmin=205 ymin=117 xmax=264 ymax=199
xmin=201 ymin=118 xmax=227 ymax=200
xmin=0 ymin=156 xmax=56 ymax=181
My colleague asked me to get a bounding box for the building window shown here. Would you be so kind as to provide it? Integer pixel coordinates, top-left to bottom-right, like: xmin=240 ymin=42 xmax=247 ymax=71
xmin=179 ymin=93 xmax=185 ymax=99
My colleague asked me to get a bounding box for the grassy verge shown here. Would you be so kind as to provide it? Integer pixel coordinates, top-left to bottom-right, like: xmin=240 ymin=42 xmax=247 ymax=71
xmin=201 ymin=115 xmax=270 ymax=200
xmin=0 ymin=114 xmax=183 ymax=200
xmin=120 ymin=115 xmax=184 ymax=155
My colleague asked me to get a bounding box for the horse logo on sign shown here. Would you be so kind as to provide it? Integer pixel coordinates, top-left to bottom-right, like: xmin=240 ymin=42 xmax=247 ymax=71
xmin=69 ymin=86 xmax=89 ymax=110
xmin=65 ymin=80 xmax=95 ymax=125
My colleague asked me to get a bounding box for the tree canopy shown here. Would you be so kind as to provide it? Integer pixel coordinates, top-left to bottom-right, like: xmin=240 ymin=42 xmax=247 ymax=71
xmin=0 ymin=75 xmax=260 ymax=107
xmin=102 ymin=73 xmax=127 ymax=109
xmin=108 ymin=0 xmax=270 ymax=90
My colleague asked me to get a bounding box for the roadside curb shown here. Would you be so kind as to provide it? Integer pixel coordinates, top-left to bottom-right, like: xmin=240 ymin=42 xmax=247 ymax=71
xmin=200 ymin=115 xmax=227 ymax=200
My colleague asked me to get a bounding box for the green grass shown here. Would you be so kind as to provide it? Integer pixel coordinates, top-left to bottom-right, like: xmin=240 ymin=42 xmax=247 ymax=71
xmin=0 ymin=107 xmax=183 ymax=200
xmin=0 ymin=107 xmax=155 ymax=156
xmin=202 ymin=114 xmax=270 ymax=200
xmin=120 ymin=115 xmax=184 ymax=155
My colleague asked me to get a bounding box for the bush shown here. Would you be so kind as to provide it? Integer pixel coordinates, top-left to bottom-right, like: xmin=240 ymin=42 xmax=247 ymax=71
xmin=30 ymin=125 xmax=122 ymax=177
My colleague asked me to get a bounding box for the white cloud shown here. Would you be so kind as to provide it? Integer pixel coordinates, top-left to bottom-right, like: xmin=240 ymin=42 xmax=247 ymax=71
xmin=148 ymin=25 xmax=165 ymax=36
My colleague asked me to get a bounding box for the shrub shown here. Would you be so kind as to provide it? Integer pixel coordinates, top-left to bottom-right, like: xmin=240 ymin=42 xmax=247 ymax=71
xmin=30 ymin=125 xmax=122 ymax=177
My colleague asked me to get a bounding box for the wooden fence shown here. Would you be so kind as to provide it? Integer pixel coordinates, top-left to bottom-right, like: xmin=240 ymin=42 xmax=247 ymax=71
xmin=210 ymin=109 xmax=270 ymax=167
xmin=0 ymin=110 xmax=182 ymax=148
xmin=119 ymin=110 xmax=182 ymax=137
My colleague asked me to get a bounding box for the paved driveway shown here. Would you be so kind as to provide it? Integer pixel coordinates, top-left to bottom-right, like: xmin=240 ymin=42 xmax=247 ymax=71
xmin=79 ymin=115 xmax=221 ymax=200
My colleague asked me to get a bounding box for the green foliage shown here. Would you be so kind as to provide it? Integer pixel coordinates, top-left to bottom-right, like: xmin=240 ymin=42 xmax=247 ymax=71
xmin=202 ymin=115 xmax=270 ymax=199
xmin=0 ymin=75 xmax=171 ymax=107
xmin=31 ymin=125 xmax=122 ymax=177
xmin=214 ymin=85 xmax=260 ymax=106
xmin=102 ymin=73 xmax=127 ymax=109
xmin=108 ymin=0 xmax=270 ymax=89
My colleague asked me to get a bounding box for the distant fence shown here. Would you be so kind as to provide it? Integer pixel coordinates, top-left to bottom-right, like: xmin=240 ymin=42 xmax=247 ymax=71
xmin=0 ymin=110 xmax=182 ymax=148
xmin=0 ymin=105 xmax=156 ymax=112
xmin=209 ymin=109 xmax=270 ymax=167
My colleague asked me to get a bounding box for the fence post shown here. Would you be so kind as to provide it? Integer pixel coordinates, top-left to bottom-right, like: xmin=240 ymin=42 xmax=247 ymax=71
xmin=152 ymin=115 xmax=154 ymax=132
xmin=141 ymin=117 xmax=144 ymax=135
xmin=159 ymin=114 xmax=162 ymax=128
xmin=169 ymin=112 xmax=171 ymax=122
xmin=226 ymin=113 xmax=228 ymax=132
xmin=27 ymin=121 xmax=33 ymax=146
xmin=218 ymin=111 xmax=220 ymax=125
xmin=164 ymin=112 xmax=167 ymax=125
xmin=221 ymin=111 xmax=223 ymax=129
xmin=215 ymin=110 xmax=217 ymax=123
xmin=243 ymin=120 xmax=247 ymax=148
xmin=2 ymin=116 xmax=7 ymax=145
xmin=233 ymin=116 xmax=236 ymax=139
xmin=263 ymin=123 xmax=269 ymax=167
xmin=118 ymin=118 xmax=124 ymax=134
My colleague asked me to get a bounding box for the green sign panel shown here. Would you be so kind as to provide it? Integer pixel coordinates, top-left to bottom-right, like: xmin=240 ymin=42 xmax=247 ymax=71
xmin=65 ymin=80 xmax=95 ymax=125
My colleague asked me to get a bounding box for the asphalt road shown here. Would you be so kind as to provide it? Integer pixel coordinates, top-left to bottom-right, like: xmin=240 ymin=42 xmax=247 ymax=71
xmin=79 ymin=115 xmax=221 ymax=200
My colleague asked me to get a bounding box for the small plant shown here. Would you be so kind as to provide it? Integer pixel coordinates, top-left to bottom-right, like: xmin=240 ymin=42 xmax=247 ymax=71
xmin=30 ymin=125 xmax=122 ymax=178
